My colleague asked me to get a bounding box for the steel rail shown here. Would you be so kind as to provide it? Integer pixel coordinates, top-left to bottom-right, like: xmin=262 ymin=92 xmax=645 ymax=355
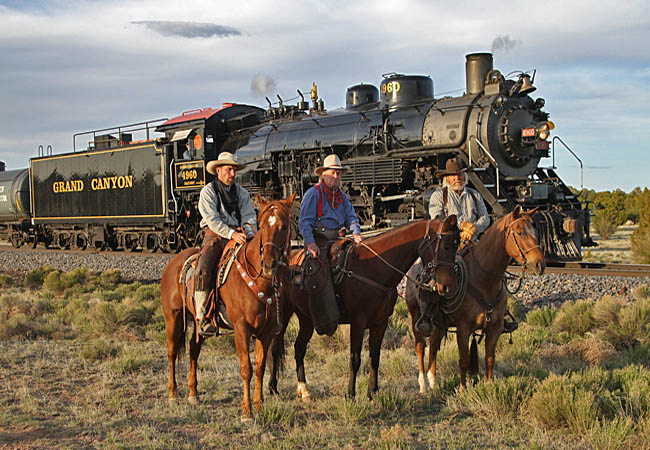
xmin=508 ymin=262 xmax=650 ymax=278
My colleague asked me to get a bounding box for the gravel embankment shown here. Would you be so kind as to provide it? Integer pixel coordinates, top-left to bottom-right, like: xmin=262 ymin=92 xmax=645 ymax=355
xmin=0 ymin=248 xmax=172 ymax=282
xmin=1 ymin=248 xmax=648 ymax=306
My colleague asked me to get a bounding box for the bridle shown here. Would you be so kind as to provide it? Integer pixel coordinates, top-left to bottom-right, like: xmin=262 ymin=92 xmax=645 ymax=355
xmin=418 ymin=219 xmax=460 ymax=285
xmin=242 ymin=202 xmax=293 ymax=281
xmin=504 ymin=217 xmax=543 ymax=269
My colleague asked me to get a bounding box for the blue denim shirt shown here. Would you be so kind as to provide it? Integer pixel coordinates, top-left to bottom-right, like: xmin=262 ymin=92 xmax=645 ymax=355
xmin=299 ymin=185 xmax=361 ymax=244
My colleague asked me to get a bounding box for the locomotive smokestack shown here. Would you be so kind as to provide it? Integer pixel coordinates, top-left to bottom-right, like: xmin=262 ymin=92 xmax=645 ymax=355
xmin=465 ymin=52 xmax=493 ymax=95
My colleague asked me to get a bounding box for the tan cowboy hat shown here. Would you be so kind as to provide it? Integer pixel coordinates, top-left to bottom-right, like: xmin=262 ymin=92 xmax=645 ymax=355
xmin=206 ymin=152 xmax=246 ymax=175
xmin=435 ymin=157 xmax=466 ymax=179
xmin=314 ymin=154 xmax=350 ymax=176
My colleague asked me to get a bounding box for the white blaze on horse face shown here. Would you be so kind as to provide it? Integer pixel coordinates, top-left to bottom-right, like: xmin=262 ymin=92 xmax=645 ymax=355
xmin=268 ymin=213 xmax=277 ymax=227
xmin=526 ymin=221 xmax=537 ymax=241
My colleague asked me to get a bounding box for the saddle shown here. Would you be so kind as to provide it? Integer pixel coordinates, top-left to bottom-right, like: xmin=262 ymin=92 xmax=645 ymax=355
xmin=179 ymin=244 xmax=244 ymax=333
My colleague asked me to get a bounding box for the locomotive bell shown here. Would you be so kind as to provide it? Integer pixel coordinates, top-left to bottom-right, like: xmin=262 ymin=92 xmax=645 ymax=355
xmin=519 ymin=75 xmax=536 ymax=95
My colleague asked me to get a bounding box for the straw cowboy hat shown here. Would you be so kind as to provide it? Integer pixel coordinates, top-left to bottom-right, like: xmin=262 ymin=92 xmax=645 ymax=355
xmin=206 ymin=152 xmax=246 ymax=175
xmin=314 ymin=154 xmax=350 ymax=176
xmin=435 ymin=157 xmax=467 ymax=179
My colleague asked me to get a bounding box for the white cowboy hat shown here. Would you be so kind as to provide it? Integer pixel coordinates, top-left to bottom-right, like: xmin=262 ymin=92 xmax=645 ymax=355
xmin=314 ymin=154 xmax=350 ymax=176
xmin=206 ymin=152 xmax=246 ymax=175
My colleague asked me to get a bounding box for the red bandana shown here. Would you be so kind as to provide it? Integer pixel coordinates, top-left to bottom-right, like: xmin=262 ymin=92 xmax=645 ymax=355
xmin=320 ymin=182 xmax=343 ymax=209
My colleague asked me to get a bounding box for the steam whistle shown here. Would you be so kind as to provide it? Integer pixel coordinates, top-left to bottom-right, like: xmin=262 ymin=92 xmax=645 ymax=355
xmin=310 ymin=82 xmax=318 ymax=110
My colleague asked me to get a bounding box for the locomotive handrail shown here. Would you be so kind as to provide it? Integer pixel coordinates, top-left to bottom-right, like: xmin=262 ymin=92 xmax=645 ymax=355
xmin=468 ymin=135 xmax=499 ymax=197
xmin=73 ymin=118 xmax=168 ymax=152
xmin=551 ymin=136 xmax=583 ymax=189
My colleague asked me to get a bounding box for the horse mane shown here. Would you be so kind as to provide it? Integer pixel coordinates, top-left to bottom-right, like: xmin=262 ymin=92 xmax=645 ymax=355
xmin=257 ymin=198 xmax=292 ymax=224
xmin=363 ymin=219 xmax=440 ymax=245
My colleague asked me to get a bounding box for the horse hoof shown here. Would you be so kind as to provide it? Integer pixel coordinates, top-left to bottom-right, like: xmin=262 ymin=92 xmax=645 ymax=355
xmin=188 ymin=396 xmax=199 ymax=405
xmin=300 ymin=393 xmax=311 ymax=403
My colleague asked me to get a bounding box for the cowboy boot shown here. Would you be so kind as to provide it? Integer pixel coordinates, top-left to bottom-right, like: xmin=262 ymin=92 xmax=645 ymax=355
xmin=415 ymin=291 xmax=434 ymax=334
xmin=194 ymin=290 xmax=217 ymax=337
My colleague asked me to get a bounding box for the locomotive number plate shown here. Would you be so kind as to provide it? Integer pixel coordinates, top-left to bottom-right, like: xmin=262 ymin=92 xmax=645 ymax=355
xmin=174 ymin=161 xmax=206 ymax=189
xmin=522 ymin=128 xmax=536 ymax=137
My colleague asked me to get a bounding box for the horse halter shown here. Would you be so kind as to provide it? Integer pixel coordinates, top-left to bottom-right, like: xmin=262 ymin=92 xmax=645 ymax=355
xmin=505 ymin=216 xmax=542 ymax=267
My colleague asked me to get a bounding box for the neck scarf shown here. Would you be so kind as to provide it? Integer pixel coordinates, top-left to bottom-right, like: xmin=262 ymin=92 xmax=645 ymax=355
xmin=214 ymin=179 xmax=241 ymax=224
xmin=320 ymin=182 xmax=343 ymax=209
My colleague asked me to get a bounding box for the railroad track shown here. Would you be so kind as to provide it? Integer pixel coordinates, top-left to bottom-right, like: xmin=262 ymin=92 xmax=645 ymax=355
xmin=508 ymin=262 xmax=650 ymax=277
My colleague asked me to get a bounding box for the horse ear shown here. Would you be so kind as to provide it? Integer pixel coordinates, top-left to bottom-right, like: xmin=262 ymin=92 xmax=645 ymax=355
xmin=527 ymin=206 xmax=541 ymax=216
xmin=512 ymin=205 xmax=522 ymax=219
xmin=444 ymin=214 xmax=457 ymax=229
xmin=286 ymin=191 xmax=297 ymax=206
xmin=256 ymin=194 xmax=266 ymax=208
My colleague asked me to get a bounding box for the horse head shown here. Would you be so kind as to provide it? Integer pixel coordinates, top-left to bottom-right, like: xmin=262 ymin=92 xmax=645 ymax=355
xmin=419 ymin=215 xmax=460 ymax=296
xmin=255 ymin=192 xmax=296 ymax=278
xmin=504 ymin=206 xmax=545 ymax=275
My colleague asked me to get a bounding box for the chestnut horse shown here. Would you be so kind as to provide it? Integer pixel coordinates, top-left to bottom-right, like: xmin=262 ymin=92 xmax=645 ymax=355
xmin=269 ymin=216 xmax=460 ymax=400
xmin=160 ymin=193 xmax=295 ymax=420
xmin=405 ymin=206 xmax=545 ymax=392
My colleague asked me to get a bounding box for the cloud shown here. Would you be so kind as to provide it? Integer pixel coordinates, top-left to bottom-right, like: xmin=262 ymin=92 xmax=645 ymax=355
xmin=491 ymin=35 xmax=519 ymax=54
xmin=131 ymin=20 xmax=242 ymax=39
xmin=250 ymin=73 xmax=277 ymax=97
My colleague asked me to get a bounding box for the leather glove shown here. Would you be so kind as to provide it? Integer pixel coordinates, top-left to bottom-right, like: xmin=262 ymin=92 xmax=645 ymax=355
xmin=459 ymin=222 xmax=478 ymax=242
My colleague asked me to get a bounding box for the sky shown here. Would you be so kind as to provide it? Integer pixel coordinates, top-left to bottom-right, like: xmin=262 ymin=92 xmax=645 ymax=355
xmin=1 ymin=0 xmax=649 ymax=192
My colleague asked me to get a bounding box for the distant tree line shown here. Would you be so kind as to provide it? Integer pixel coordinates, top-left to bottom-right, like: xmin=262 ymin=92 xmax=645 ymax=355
xmin=569 ymin=186 xmax=650 ymax=263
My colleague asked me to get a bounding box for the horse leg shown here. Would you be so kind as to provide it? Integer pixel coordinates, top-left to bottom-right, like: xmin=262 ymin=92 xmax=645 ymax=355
xmin=187 ymin=332 xmax=204 ymax=404
xmin=165 ymin=308 xmax=185 ymax=402
xmin=427 ymin=326 xmax=444 ymax=391
xmin=367 ymin=321 xmax=388 ymax=399
xmin=269 ymin=307 xmax=293 ymax=396
xmin=294 ymin=310 xmax=314 ymax=401
xmin=347 ymin=323 xmax=364 ymax=399
xmin=253 ymin=334 xmax=273 ymax=412
xmin=234 ymin=324 xmax=254 ymax=420
xmin=410 ymin=307 xmax=429 ymax=394
xmin=484 ymin=325 xmax=502 ymax=382
xmin=455 ymin=325 xmax=471 ymax=391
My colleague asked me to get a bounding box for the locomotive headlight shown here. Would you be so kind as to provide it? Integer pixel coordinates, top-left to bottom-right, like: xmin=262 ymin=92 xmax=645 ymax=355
xmin=536 ymin=121 xmax=554 ymax=140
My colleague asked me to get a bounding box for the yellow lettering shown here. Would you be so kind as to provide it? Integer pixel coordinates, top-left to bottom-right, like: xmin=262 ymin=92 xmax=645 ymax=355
xmin=125 ymin=175 xmax=133 ymax=188
xmin=53 ymin=182 xmax=59 ymax=193
xmin=117 ymin=176 xmax=125 ymax=189
xmin=91 ymin=179 xmax=97 ymax=190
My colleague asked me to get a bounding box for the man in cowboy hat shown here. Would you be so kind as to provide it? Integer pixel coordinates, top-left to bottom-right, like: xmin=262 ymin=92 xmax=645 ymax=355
xmin=417 ymin=157 xmax=516 ymax=334
xmin=299 ymin=154 xmax=363 ymax=336
xmin=194 ymin=152 xmax=257 ymax=336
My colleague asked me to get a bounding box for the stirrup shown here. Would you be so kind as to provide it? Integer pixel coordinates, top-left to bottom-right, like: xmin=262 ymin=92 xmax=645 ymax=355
xmin=503 ymin=319 xmax=518 ymax=333
xmin=198 ymin=319 xmax=218 ymax=337
xmin=415 ymin=316 xmax=433 ymax=334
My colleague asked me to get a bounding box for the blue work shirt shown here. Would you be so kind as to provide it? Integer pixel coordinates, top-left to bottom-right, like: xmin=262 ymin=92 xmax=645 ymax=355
xmin=299 ymin=185 xmax=362 ymax=244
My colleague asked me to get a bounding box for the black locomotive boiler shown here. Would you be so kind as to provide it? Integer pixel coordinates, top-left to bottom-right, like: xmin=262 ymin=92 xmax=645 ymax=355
xmin=0 ymin=52 xmax=592 ymax=262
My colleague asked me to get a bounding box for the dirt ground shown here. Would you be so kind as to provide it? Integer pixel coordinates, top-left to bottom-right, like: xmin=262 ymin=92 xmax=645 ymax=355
xmin=583 ymin=224 xmax=637 ymax=263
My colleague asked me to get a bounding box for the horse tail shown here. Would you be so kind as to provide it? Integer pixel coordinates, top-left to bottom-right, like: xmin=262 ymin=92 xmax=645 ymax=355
xmin=271 ymin=333 xmax=286 ymax=375
xmin=469 ymin=334 xmax=479 ymax=376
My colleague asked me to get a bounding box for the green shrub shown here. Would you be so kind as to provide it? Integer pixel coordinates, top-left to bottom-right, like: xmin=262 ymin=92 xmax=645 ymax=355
xmin=447 ymin=375 xmax=537 ymax=419
xmin=25 ymin=266 xmax=57 ymax=288
xmin=100 ymin=269 xmax=123 ymax=288
xmin=594 ymin=190 xmax=628 ymax=226
xmin=528 ymin=373 xmax=599 ymax=433
xmin=0 ymin=273 xmax=14 ymax=288
xmin=552 ymin=299 xmax=595 ymax=335
xmin=109 ymin=347 xmax=157 ymax=374
xmin=587 ymin=417 xmax=635 ymax=450
xmin=526 ymin=306 xmax=557 ymax=328
xmin=631 ymin=226 xmax=650 ymax=263
xmin=258 ymin=398 xmax=296 ymax=429
xmin=373 ymin=388 xmax=413 ymax=416
xmin=635 ymin=284 xmax=650 ymax=300
xmin=133 ymin=284 xmax=160 ymax=302
xmin=80 ymin=339 xmax=121 ymax=362
xmin=592 ymin=214 xmax=617 ymax=239
xmin=507 ymin=296 xmax=527 ymax=322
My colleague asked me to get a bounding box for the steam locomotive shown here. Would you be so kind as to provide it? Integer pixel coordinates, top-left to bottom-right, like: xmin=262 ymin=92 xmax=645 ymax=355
xmin=0 ymin=52 xmax=592 ymax=261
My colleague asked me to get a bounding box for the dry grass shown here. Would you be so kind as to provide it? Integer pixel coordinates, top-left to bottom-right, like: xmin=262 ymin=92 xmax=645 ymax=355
xmin=1 ymin=267 xmax=649 ymax=449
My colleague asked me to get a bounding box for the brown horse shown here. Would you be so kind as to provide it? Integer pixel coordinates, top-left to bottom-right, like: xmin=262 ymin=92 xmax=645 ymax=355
xmin=160 ymin=193 xmax=295 ymax=420
xmin=405 ymin=206 xmax=545 ymax=392
xmin=268 ymin=216 xmax=460 ymax=400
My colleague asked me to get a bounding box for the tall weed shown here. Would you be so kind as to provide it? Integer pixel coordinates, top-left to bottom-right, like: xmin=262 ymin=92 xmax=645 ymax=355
xmin=525 ymin=306 xmax=557 ymax=328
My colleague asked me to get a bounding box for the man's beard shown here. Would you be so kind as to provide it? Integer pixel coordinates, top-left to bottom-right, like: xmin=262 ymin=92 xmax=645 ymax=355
xmin=322 ymin=175 xmax=341 ymax=190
